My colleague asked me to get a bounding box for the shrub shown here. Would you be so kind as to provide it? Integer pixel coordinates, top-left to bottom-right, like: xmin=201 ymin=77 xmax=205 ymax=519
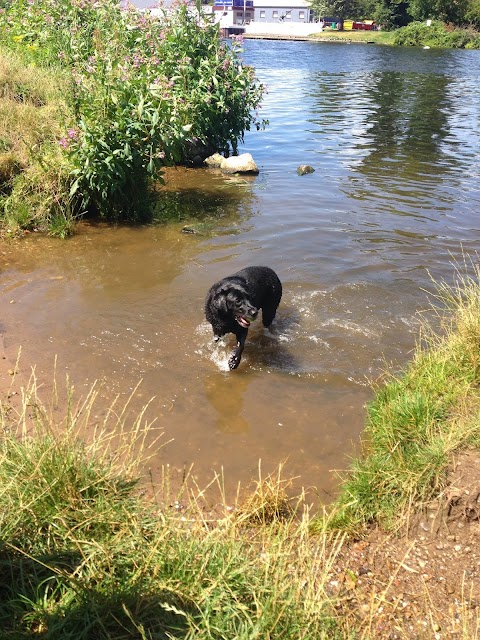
xmin=0 ymin=0 xmax=266 ymax=224
xmin=393 ymin=20 xmax=480 ymax=48
xmin=393 ymin=20 xmax=448 ymax=46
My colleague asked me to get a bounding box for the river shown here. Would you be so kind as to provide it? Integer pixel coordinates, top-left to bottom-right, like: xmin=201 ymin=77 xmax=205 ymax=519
xmin=1 ymin=40 xmax=480 ymax=502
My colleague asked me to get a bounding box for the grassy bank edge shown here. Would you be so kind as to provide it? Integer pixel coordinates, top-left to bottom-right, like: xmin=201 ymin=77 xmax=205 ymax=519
xmin=316 ymin=260 xmax=480 ymax=534
xmin=308 ymin=30 xmax=396 ymax=45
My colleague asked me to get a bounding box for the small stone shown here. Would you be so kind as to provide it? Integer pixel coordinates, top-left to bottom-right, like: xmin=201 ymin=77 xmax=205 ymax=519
xmin=296 ymin=164 xmax=315 ymax=175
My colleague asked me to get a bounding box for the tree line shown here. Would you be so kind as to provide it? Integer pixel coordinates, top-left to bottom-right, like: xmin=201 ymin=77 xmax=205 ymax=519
xmin=310 ymin=0 xmax=480 ymax=29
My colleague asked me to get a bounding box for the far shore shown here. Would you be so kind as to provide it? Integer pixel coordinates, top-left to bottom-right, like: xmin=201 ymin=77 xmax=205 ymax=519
xmin=242 ymin=27 xmax=396 ymax=45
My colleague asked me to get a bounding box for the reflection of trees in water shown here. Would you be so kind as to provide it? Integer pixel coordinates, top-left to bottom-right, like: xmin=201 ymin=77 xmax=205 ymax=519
xmin=153 ymin=169 xmax=259 ymax=230
xmin=307 ymin=69 xmax=458 ymax=202
xmin=358 ymin=72 xmax=453 ymax=180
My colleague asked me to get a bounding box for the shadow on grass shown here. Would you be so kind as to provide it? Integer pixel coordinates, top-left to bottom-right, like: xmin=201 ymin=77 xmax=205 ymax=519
xmin=0 ymin=544 xmax=195 ymax=639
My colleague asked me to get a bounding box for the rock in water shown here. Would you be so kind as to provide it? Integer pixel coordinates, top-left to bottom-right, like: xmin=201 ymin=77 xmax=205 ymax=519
xmin=297 ymin=165 xmax=315 ymax=176
xmin=204 ymin=153 xmax=224 ymax=168
xmin=220 ymin=153 xmax=259 ymax=175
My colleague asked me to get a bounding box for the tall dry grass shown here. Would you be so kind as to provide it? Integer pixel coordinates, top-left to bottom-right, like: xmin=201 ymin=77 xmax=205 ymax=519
xmin=0 ymin=372 xmax=346 ymax=639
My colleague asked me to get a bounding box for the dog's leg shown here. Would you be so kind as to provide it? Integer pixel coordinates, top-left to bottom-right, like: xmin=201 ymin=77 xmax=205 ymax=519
xmin=261 ymin=309 xmax=277 ymax=328
xmin=229 ymin=328 xmax=248 ymax=370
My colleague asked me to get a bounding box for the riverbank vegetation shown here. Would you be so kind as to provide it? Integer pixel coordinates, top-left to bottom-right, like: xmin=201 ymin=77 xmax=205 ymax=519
xmin=2 ymin=264 xmax=480 ymax=636
xmin=311 ymin=0 xmax=480 ymax=31
xmin=0 ymin=0 xmax=265 ymax=235
xmin=393 ymin=19 xmax=480 ymax=48
xmin=317 ymin=260 xmax=480 ymax=534
xmin=313 ymin=21 xmax=480 ymax=48
xmin=0 ymin=378 xmax=344 ymax=639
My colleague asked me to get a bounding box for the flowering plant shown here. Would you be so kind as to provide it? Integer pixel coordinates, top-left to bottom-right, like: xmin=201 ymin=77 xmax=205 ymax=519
xmin=0 ymin=0 xmax=266 ymax=222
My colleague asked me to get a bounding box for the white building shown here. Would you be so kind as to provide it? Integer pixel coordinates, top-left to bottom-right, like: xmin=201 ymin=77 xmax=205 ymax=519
xmin=253 ymin=0 xmax=314 ymax=23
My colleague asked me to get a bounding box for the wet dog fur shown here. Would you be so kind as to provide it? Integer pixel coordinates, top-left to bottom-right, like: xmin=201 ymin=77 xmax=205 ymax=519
xmin=205 ymin=266 xmax=282 ymax=370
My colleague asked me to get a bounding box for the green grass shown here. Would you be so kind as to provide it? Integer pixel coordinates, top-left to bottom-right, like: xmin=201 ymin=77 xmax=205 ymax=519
xmin=319 ymin=258 xmax=480 ymax=534
xmin=0 ymin=47 xmax=74 ymax=237
xmin=309 ymin=23 xmax=480 ymax=49
xmin=309 ymin=29 xmax=397 ymax=46
xmin=0 ymin=375 xmax=345 ymax=639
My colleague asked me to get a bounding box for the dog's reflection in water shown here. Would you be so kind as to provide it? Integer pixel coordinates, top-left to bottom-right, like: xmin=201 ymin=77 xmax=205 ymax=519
xmin=203 ymin=373 xmax=250 ymax=433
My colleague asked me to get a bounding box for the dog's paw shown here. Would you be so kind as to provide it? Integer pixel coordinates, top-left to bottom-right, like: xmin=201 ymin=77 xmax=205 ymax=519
xmin=228 ymin=354 xmax=241 ymax=370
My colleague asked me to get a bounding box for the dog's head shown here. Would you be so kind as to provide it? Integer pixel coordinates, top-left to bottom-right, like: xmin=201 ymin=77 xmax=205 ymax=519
xmin=215 ymin=285 xmax=258 ymax=328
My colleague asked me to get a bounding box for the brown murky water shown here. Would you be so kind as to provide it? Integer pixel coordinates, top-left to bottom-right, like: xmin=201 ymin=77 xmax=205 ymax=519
xmin=1 ymin=41 xmax=480 ymax=501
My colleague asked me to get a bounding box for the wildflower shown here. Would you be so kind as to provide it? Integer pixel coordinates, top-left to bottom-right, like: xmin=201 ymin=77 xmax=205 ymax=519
xmin=58 ymin=137 xmax=69 ymax=149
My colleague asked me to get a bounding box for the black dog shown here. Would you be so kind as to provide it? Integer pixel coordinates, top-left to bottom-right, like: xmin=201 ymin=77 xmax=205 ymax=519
xmin=205 ymin=266 xmax=282 ymax=370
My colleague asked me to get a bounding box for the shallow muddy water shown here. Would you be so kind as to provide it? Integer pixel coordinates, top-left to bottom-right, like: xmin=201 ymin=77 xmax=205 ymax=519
xmin=1 ymin=41 xmax=480 ymax=501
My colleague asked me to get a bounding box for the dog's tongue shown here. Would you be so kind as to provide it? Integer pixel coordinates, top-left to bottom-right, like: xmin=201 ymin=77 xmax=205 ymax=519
xmin=236 ymin=316 xmax=251 ymax=328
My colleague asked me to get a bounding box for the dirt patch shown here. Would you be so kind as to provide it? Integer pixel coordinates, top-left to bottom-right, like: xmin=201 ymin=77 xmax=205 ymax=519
xmin=329 ymin=450 xmax=480 ymax=638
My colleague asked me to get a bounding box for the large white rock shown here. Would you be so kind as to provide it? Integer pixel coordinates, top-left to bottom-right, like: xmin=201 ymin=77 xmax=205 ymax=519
xmin=220 ymin=153 xmax=259 ymax=175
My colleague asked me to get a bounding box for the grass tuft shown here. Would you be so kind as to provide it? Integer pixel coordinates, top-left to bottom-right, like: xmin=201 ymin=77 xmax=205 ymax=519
xmin=235 ymin=464 xmax=296 ymax=526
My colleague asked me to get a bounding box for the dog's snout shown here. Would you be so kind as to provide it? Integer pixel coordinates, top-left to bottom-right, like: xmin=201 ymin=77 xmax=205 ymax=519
xmin=250 ymin=307 xmax=259 ymax=319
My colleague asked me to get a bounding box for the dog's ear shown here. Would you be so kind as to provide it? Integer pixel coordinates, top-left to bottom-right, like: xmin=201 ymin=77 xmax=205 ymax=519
xmin=212 ymin=287 xmax=230 ymax=315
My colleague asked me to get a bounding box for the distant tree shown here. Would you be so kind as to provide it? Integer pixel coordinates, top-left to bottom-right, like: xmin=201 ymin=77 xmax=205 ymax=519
xmin=315 ymin=0 xmax=362 ymax=18
xmin=373 ymin=0 xmax=410 ymax=27
xmin=309 ymin=0 xmax=409 ymax=26
xmin=310 ymin=0 xmax=475 ymax=27
xmin=466 ymin=0 xmax=480 ymax=26
xmin=408 ymin=0 xmax=471 ymax=24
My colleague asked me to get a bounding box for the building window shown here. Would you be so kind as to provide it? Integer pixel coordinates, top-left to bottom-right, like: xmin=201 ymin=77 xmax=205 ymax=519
xmin=260 ymin=10 xmax=265 ymax=18
xmin=273 ymin=10 xmax=278 ymax=17
xmin=299 ymin=10 xmax=305 ymax=19
xmin=285 ymin=12 xmax=291 ymax=18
